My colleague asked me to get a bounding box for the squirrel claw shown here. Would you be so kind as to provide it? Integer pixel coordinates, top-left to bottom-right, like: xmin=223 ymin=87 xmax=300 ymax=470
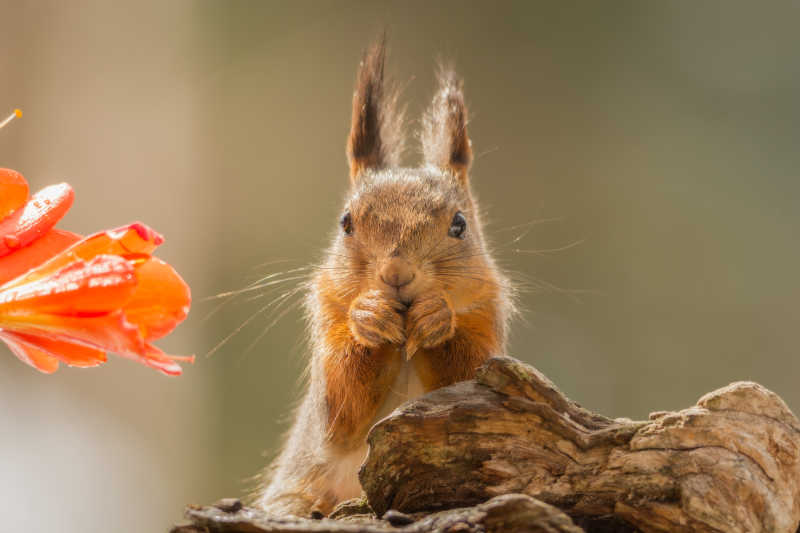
xmin=404 ymin=291 xmax=456 ymax=358
xmin=349 ymin=289 xmax=407 ymax=349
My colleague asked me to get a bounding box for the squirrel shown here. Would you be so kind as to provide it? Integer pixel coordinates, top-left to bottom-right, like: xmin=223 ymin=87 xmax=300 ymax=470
xmin=257 ymin=40 xmax=513 ymax=517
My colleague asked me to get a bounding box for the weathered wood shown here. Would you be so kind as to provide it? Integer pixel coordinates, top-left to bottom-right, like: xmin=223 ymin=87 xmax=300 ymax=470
xmin=360 ymin=357 xmax=800 ymax=533
xmin=174 ymin=356 xmax=800 ymax=533
xmin=171 ymin=493 xmax=583 ymax=533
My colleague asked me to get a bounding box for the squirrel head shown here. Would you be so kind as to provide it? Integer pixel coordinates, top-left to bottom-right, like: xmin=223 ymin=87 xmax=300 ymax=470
xmin=320 ymin=40 xmax=503 ymax=312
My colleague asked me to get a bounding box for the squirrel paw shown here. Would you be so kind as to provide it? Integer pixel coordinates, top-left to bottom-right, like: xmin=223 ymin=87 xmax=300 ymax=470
xmin=349 ymin=289 xmax=406 ymax=348
xmin=405 ymin=290 xmax=456 ymax=358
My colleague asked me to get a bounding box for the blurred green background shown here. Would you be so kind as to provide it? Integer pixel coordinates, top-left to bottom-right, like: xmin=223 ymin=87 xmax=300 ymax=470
xmin=2 ymin=1 xmax=800 ymax=531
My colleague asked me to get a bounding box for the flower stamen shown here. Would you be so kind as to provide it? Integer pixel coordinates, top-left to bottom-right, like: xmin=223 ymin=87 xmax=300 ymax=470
xmin=0 ymin=109 xmax=22 ymax=130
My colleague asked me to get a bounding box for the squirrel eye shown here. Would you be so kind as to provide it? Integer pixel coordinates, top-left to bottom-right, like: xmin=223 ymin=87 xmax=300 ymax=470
xmin=448 ymin=211 xmax=467 ymax=239
xmin=340 ymin=211 xmax=353 ymax=235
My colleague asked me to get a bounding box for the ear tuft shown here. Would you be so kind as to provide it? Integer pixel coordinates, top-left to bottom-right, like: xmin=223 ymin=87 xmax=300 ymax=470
xmin=420 ymin=66 xmax=473 ymax=183
xmin=346 ymin=37 xmax=405 ymax=184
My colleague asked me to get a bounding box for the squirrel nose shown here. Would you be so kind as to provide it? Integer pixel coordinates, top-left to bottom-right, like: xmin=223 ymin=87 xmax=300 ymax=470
xmin=379 ymin=257 xmax=416 ymax=289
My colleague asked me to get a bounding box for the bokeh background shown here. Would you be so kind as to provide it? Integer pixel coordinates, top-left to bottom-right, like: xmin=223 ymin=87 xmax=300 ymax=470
xmin=2 ymin=1 xmax=800 ymax=531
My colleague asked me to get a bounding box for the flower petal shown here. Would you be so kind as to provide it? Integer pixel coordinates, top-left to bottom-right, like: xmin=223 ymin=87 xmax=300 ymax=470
xmin=0 ymin=220 xmax=191 ymax=376
xmin=0 ymin=168 xmax=29 ymax=222
xmin=0 ymin=330 xmax=106 ymax=368
xmin=0 ymin=229 xmax=82 ymax=287
xmin=3 ymin=312 xmax=146 ymax=360
xmin=125 ymin=257 xmax=191 ymax=341
xmin=0 ymin=255 xmax=137 ymax=317
xmin=0 ymin=331 xmax=60 ymax=373
xmin=138 ymin=343 xmax=192 ymax=376
xmin=4 ymin=318 xmax=191 ymax=374
xmin=68 ymin=222 xmax=164 ymax=258
xmin=0 ymin=183 xmax=74 ymax=257
xmin=3 ymin=222 xmax=163 ymax=289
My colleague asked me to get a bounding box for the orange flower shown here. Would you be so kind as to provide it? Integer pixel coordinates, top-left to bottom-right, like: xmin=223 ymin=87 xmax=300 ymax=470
xmin=0 ymin=168 xmax=192 ymax=375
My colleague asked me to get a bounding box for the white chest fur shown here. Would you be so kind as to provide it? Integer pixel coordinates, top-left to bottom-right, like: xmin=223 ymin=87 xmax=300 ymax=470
xmin=328 ymin=356 xmax=426 ymax=501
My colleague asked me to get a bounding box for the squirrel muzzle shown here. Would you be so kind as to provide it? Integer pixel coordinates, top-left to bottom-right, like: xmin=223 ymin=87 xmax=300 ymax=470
xmin=378 ymin=256 xmax=419 ymax=304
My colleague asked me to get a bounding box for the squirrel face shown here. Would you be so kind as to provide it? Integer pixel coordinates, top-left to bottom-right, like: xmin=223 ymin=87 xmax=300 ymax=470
xmin=329 ymin=167 xmax=491 ymax=311
xmin=311 ymin=40 xmax=506 ymax=320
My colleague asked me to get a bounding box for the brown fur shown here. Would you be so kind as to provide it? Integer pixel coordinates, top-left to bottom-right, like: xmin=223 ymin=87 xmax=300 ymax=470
xmin=258 ymin=40 xmax=512 ymax=517
xmin=346 ymin=37 xmax=405 ymax=182
xmin=420 ymin=66 xmax=473 ymax=182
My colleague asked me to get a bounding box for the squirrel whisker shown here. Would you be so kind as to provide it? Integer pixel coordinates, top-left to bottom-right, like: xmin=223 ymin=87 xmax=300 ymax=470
xmin=205 ymin=274 xmax=312 ymax=357
xmin=242 ymin=287 xmax=309 ymax=356
xmin=511 ymin=239 xmax=586 ymax=256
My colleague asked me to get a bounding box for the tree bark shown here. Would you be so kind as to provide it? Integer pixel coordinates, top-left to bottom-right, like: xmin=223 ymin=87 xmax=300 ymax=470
xmin=361 ymin=357 xmax=800 ymax=532
xmin=171 ymin=493 xmax=583 ymax=532
xmin=173 ymin=356 xmax=800 ymax=533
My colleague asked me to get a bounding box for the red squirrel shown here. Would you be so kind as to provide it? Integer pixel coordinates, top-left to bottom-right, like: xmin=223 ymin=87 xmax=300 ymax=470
xmin=258 ymin=40 xmax=512 ymax=517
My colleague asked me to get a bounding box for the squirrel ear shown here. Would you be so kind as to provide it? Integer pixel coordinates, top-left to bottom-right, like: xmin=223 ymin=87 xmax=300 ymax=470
xmin=421 ymin=68 xmax=473 ymax=184
xmin=346 ymin=38 xmax=405 ymax=185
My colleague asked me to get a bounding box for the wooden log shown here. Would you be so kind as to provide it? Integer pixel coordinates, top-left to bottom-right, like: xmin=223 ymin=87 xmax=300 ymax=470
xmin=173 ymin=356 xmax=800 ymax=532
xmin=359 ymin=357 xmax=800 ymax=533
xmin=171 ymin=493 xmax=583 ymax=533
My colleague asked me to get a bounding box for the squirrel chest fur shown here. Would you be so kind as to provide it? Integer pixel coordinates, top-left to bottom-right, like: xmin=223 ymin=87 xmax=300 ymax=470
xmin=258 ymin=41 xmax=512 ymax=517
